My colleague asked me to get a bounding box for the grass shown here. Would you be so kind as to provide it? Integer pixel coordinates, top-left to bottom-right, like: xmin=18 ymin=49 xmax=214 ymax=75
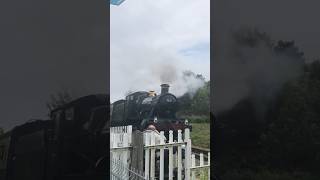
xmin=190 ymin=123 xmax=210 ymax=149
xmin=196 ymin=169 xmax=209 ymax=180
xmin=183 ymin=115 xmax=210 ymax=123
xmin=221 ymin=169 xmax=320 ymax=180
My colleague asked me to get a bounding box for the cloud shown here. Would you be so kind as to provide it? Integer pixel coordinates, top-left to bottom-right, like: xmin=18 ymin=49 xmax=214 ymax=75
xmin=111 ymin=0 xmax=210 ymax=102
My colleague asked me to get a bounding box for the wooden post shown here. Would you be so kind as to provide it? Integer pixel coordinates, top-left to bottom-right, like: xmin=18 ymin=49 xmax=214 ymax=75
xmin=169 ymin=130 xmax=173 ymax=180
xmin=123 ymin=133 xmax=129 ymax=179
xmin=191 ymin=154 xmax=196 ymax=180
xmin=200 ymin=153 xmax=204 ymax=179
xmin=145 ymin=132 xmax=150 ymax=180
xmin=128 ymin=125 xmax=132 ymax=145
xmin=150 ymin=133 xmax=156 ymax=179
xmin=160 ymin=131 xmax=165 ymax=180
xmin=208 ymin=152 xmax=210 ymax=179
xmin=177 ymin=130 xmax=182 ymax=180
xmin=184 ymin=128 xmax=191 ymax=180
xmin=131 ymin=130 xmax=144 ymax=176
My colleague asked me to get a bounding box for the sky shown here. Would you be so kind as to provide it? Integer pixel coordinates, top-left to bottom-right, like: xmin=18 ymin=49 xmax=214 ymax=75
xmin=0 ymin=0 xmax=107 ymax=131
xmin=110 ymin=0 xmax=210 ymax=102
xmin=1 ymin=0 xmax=319 ymax=130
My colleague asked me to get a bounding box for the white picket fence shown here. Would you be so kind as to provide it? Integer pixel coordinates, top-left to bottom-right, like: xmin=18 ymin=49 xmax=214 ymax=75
xmin=110 ymin=126 xmax=210 ymax=180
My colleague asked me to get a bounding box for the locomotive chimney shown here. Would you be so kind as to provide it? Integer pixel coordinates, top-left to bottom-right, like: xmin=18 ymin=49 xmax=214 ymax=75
xmin=160 ymin=84 xmax=170 ymax=95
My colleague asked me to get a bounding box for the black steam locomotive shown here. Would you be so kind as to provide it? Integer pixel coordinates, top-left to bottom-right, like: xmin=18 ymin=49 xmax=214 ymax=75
xmin=0 ymin=84 xmax=190 ymax=179
xmin=110 ymin=84 xmax=191 ymax=134
xmin=0 ymin=94 xmax=109 ymax=180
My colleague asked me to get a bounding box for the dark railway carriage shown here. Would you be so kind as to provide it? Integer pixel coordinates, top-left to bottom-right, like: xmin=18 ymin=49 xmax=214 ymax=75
xmin=4 ymin=120 xmax=52 ymax=180
xmin=0 ymin=94 xmax=109 ymax=180
xmin=0 ymin=132 xmax=11 ymax=180
xmin=47 ymin=94 xmax=109 ymax=180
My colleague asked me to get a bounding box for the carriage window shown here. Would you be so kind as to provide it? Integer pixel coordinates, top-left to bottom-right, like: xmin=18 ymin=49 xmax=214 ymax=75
xmin=65 ymin=107 xmax=74 ymax=121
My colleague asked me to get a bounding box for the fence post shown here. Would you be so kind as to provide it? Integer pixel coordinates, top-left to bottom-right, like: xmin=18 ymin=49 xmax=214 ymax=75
xmin=208 ymin=152 xmax=210 ymax=179
xmin=112 ymin=133 xmax=116 ymax=148
xmin=150 ymin=133 xmax=156 ymax=179
xmin=169 ymin=130 xmax=173 ymax=180
xmin=177 ymin=130 xmax=182 ymax=180
xmin=200 ymin=153 xmax=204 ymax=179
xmin=191 ymin=154 xmax=196 ymax=180
xmin=184 ymin=128 xmax=191 ymax=180
xmin=145 ymin=132 xmax=150 ymax=180
xmin=128 ymin=125 xmax=132 ymax=145
xmin=131 ymin=130 xmax=144 ymax=176
xmin=123 ymin=133 xmax=129 ymax=179
xmin=160 ymin=131 xmax=165 ymax=180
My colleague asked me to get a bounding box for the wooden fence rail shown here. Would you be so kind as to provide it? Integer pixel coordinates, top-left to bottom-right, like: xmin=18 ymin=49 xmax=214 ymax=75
xmin=110 ymin=126 xmax=210 ymax=180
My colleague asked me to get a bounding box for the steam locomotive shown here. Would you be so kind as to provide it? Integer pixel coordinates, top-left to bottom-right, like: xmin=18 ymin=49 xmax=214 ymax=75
xmin=110 ymin=84 xmax=191 ymax=136
xmin=0 ymin=84 xmax=189 ymax=179
xmin=0 ymin=94 xmax=109 ymax=180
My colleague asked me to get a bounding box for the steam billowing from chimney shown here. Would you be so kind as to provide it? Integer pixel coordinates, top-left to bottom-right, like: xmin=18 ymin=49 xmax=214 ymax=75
xmin=154 ymin=63 xmax=206 ymax=97
xmin=110 ymin=48 xmax=208 ymax=102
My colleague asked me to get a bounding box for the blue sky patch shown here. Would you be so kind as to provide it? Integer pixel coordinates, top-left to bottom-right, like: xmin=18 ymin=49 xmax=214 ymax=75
xmin=179 ymin=42 xmax=210 ymax=58
xmin=110 ymin=0 xmax=126 ymax=5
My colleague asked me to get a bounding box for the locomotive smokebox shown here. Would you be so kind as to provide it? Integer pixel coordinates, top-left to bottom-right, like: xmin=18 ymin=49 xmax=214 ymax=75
xmin=160 ymin=84 xmax=170 ymax=94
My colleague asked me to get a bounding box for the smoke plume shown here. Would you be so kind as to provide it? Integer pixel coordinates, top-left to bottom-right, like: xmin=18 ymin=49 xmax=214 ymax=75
xmin=213 ymin=28 xmax=304 ymax=118
xmin=111 ymin=43 xmax=208 ymax=102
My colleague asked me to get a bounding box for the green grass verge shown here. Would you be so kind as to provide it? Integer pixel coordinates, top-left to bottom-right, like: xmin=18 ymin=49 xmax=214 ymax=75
xmin=183 ymin=115 xmax=210 ymax=123
xmin=196 ymin=169 xmax=209 ymax=180
xmin=221 ymin=169 xmax=320 ymax=180
xmin=190 ymin=123 xmax=210 ymax=149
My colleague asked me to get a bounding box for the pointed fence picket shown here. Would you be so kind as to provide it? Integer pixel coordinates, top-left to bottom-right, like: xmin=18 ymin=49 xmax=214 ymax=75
xmin=110 ymin=125 xmax=210 ymax=180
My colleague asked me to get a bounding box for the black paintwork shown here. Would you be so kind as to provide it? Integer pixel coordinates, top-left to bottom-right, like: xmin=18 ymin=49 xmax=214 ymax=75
xmin=0 ymin=94 xmax=109 ymax=180
xmin=110 ymin=88 xmax=191 ymax=137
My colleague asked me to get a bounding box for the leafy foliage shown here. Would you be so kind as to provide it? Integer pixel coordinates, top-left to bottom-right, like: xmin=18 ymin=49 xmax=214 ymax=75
xmin=177 ymin=80 xmax=210 ymax=117
xmin=190 ymin=81 xmax=210 ymax=115
xmin=214 ymin=28 xmax=320 ymax=178
xmin=261 ymin=60 xmax=320 ymax=172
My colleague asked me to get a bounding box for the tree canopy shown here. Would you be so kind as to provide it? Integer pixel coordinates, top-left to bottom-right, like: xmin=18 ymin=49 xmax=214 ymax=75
xmin=214 ymin=28 xmax=320 ymax=178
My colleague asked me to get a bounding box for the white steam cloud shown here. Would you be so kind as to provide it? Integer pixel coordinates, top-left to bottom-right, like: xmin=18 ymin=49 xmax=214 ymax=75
xmin=111 ymin=0 xmax=210 ymax=102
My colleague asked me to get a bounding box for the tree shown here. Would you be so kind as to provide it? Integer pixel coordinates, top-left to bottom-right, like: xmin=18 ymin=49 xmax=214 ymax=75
xmin=260 ymin=60 xmax=320 ymax=171
xmin=0 ymin=128 xmax=4 ymax=135
xmin=190 ymin=81 xmax=210 ymax=115
xmin=214 ymin=28 xmax=308 ymax=175
xmin=177 ymin=93 xmax=193 ymax=115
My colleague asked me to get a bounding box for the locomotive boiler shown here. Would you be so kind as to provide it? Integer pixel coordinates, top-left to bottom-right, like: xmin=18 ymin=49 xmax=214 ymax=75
xmin=110 ymin=84 xmax=191 ymax=134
